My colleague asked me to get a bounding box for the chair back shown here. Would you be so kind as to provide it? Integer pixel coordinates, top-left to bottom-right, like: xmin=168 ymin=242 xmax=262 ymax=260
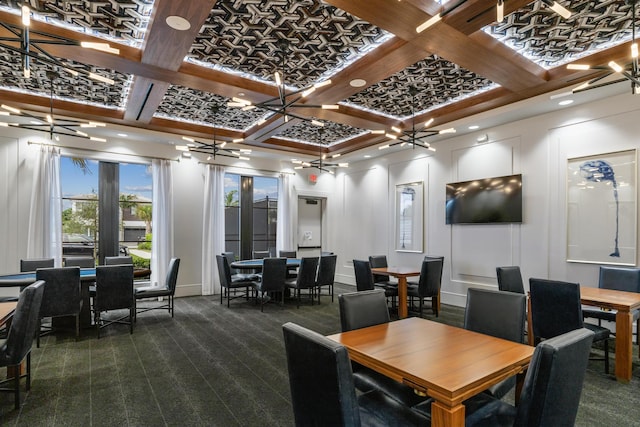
xmin=94 ymin=265 xmax=134 ymax=312
xmin=104 ymin=256 xmax=133 ymax=265
xmin=65 ymin=256 xmax=95 ymax=268
xmin=515 ymin=328 xmax=594 ymax=426
xmin=529 ymin=278 xmax=584 ymax=342
xmin=279 ymin=250 xmax=297 ymax=258
xmin=464 ymin=288 xmax=526 ymax=343
xmin=260 ymin=258 xmax=287 ymax=293
xmin=320 ymin=251 xmax=334 ymax=256
xmin=20 ymin=258 xmax=54 ymax=272
xmin=317 ymin=255 xmax=337 ymax=287
xmin=222 ymin=252 xmax=239 ymax=275
xmin=353 ymin=260 xmax=374 ymax=292
xmin=339 ymin=289 xmax=389 ymax=332
xmin=216 ymin=255 xmax=232 ymax=289
xmin=496 ymin=266 xmax=525 ymax=294
xmin=36 ymin=267 xmax=81 ymax=318
xmin=164 ymin=258 xmax=180 ymax=294
xmin=417 ymin=258 xmax=443 ymax=297
xmin=282 ymin=322 xmax=360 ymax=427
xmin=294 ymin=257 xmax=319 ymax=289
xmin=598 ymin=266 xmax=640 ymax=292
xmin=424 ymin=255 xmax=445 ymax=282
xmin=4 ymin=281 xmax=45 ymax=364
xmin=368 ymin=255 xmax=389 ymax=284
xmin=253 ymin=250 xmax=270 ymax=259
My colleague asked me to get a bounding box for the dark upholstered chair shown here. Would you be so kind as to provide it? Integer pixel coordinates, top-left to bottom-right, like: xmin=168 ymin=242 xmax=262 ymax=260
xmin=222 ymin=252 xmax=259 ymax=282
xmin=134 ymin=258 xmax=180 ymax=319
xmin=252 ymin=250 xmax=270 ymax=259
xmin=583 ymin=266 xmax=640 ymax=352
xmin=286 ymin=257 xmax=319 ymax=308
xmin=0 ymin=281 xmax=44 ymax=409
xmin=104 ymin=256 xmax=133 ymax=265
xmin=94 ymin=265 xmax=134 ymax=338
xmin=279 ymin=250 xmax=298 ymax=279
xmin=353 ymin=260 xmax=398 ymax=309
xmin=321 ymin=251 xmax=334 ymax=256
xmin=464 ymin=288 xmax=526 ymax=399
xmin=35 ymin=267 xmax=82 ymax=347
xmin=529 ymin=278 xmax=610 ymax=373
xmin=407 ymin=258 xmax=443 ymax=317
xmin=20 ymin=258 xmax=54 ymax=272
xmin=338 ymin=290 xmax=426 ymax=408
xmin=368 ymin=255 xmax=396 ymax=287
xmin=282 ymin=322 xmax=429 ymax=427
xmin=353 ymin=259 xmax=374 ymax=292
xmin=216 ymin=255 xmax=256 ymax=307
xmin=316 ymin=254 xmax=337 ymax=302
xmin=413 ymin=328 xmax=595 ymax=426
xmin=496 ymin=266 xmax=525 ymax=294
xmin=64 ymin=256 xmax=95 ymax=268
xmin=253 ymin=257 xmax=287 ymax=311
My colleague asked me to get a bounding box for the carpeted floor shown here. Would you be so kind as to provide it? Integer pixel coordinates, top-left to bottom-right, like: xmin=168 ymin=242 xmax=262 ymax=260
xmin=1 ymin=283 xmax=639 ymax=426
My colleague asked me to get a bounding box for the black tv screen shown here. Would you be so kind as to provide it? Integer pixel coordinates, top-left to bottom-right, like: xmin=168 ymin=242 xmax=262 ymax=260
xmin=445 ymin=174 xmax=523 ymax=224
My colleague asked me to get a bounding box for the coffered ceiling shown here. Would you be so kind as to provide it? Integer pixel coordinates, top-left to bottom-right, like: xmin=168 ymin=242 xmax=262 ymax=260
xmin=0 ymin=0 xmax=636 ymax=157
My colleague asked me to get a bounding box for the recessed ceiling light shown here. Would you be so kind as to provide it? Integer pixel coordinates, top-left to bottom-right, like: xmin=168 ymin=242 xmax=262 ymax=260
xmin=364 ymin=154 xmax=371 ymax=158
xmin=350 ymin=79 xmax=367 ymax=88
xmin=117 ymin=133 xmax=128 ymax=137
xmin=558 ymin=99 xmax=574 ymax=106
xmin=468 ymin=125 xmax=479 ymax=130
xmin=166 ymin=15 xmax=191 ymax=31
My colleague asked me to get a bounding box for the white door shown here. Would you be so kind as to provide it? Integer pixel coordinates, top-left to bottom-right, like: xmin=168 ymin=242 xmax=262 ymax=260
xmin=297 ymin=197 xmax=323 ymax=257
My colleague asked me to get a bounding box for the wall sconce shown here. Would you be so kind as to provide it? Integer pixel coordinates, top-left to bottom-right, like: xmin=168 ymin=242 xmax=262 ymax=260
xmin=476 ymin=134 xmax=489 ymax=143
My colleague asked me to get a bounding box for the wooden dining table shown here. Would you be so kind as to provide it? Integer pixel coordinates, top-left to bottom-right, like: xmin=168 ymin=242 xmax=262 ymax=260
xmin=370 ymin=266 xmax=421 ymax=318
xmin=328 ymin=317 xmax=534 ymax=427
xmin=528 ymin=286 xmax=640 ymax=383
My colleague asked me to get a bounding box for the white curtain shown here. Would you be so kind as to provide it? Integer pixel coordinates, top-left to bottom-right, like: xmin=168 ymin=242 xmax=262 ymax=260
xmin=276 ymin=173 xmax=295 ymax=254
xmin=27 ymin=145 xmax=62 ymax=266
xmin=202 ymin=164 xmax=225 ymax=296
xmin=151 ymin=159 xmax=174 ymax=287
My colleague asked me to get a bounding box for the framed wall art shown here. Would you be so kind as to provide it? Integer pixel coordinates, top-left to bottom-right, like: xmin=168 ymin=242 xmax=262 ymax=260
xmin=395 ymin=181 xmax=423 ymax=253
xmin=567 ymin=149 xmax=637 ymax=265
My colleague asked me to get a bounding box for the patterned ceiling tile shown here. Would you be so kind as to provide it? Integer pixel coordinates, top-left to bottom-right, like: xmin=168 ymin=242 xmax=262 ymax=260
xmin=154 ymin=85 xmax=267 ymax=131
xmin=0 ymin=0 xmax=153 ymax=45
xmin=488 ymin=0 xmax=635 ymax=69
xmin=188 ymin=0 xmax=390 ymax=88
xmin=275 ymin=119 xmax=367 ymax=146
xmin=0 ymin=46 xmax=129 ymax=108
xmin=344 ymin=55 xmax=496 ymax=119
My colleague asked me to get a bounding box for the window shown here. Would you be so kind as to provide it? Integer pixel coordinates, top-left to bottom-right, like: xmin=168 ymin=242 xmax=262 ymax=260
xmin=61 ymin=156 xmax=152 ymax=266
xmin=224 ymin=174 xmax=278 ymax=259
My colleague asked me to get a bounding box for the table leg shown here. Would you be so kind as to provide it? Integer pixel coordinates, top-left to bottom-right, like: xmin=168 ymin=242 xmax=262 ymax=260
xmin=614 ymin=310 xmax=633 ymax=382
xmin=398 ymin=277 xmax=408 ymax=319
xmin=431 ymin=400 xmax=465 ymax=427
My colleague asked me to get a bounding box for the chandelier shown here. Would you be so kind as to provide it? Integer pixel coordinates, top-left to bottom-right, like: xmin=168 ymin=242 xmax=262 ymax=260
xmin=176 ymin=107 xmax=251 ymax=161
xmin=567 ymin=0 xmax=640 ymax=94
xmin=0 ymin=70 xmax=106 ymax=141
xmin=377 ymin=86 xmax=455 ymax=152
xmin=0 ymin=4 xmax=119 ymax=83
xmin=227 ymin=39 xmax=338 ymax=128
xmin=291 ymin=130 xmax=348 ymax=174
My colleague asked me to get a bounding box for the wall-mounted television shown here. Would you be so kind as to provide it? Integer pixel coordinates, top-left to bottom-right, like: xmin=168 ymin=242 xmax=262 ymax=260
xmin=445 ymin=174 xmax=523 ymax=224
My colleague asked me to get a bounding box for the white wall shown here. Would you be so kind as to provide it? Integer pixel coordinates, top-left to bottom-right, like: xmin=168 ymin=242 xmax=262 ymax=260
xmin=2 ymin=91 xmax=640 ymax=307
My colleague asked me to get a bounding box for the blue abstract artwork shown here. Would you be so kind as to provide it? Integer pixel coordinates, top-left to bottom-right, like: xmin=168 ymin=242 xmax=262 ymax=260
xmin=567 ymin=150 xmax=636 ymax=265
xmin=579 ymin=160 xmax=620 ymax=257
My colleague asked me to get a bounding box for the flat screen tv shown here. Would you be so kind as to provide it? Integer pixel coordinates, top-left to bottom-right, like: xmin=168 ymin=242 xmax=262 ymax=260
xmin=445 ymin=174 xmax=523 ymax=224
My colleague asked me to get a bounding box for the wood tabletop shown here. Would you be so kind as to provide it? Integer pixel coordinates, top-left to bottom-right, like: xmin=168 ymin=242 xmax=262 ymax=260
xmin=0 ymin=301 xmax=17 ymax=327
xmin=371 ymin=266 xmax=421 ymax=278
xmin=328 ymin=317 xmax=534 ymax=405
xmin=580 ymin=287 xmax=640 ymax=312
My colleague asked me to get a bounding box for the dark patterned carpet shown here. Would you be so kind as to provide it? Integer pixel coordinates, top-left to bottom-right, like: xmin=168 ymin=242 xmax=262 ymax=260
xmin=1 ymin=283 xmax=638 ymax=426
